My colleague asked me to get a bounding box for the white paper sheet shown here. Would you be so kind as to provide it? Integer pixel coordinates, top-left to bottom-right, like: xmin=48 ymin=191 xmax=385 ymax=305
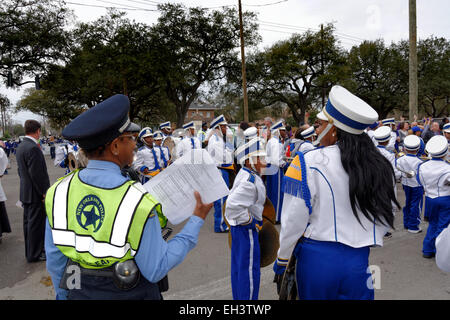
xmin=143 ymin=149 xmax=229 ymax=225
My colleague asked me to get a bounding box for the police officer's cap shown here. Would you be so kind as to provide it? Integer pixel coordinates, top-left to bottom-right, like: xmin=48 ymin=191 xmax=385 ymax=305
xmin=62 ymin=94 xmax=139 ymax=150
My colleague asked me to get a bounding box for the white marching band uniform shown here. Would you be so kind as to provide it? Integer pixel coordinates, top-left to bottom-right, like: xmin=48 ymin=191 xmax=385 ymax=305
xmin=275 ymin=85 xmax=390 ymax=300
xmin=381 ymin=118 xmax=397 ymax=152
xmin=374 ymin=126 xmax=401 ymax=181
xmin=207 ymin=115 xmax=234 ymax=233
xmin=153 ymin=131 xmax=170 ymax=169
xmin=225 ymin=137 xmax=266 ymax=300
xmin=417 ymin=135 xmax=450 ymax=260
xmin=265 ymin=121 xmax=286 ymax=222
xmin=176 ymin=121 xmax=202 ymax=158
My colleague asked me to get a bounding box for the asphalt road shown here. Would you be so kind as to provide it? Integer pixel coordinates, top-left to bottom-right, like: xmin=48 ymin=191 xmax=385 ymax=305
xmin=0 ymin=152 xmax=448 ymax=300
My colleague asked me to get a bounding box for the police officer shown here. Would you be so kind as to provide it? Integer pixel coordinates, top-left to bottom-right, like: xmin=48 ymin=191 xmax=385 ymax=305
xmin=44 ymin=94 xmax=212 ymax=300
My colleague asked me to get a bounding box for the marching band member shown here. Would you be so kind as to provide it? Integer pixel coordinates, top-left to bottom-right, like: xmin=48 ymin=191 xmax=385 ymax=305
xmin=373 ymin=126 xmax=401 ymax=182
xmin=436 ymin=224 xmax=450 ymax=272
xmin=366 ymin=121 xmax=380 ymax=146
xmin=417 ymin=135 xmax=450 ymax=259
xmin=265 ymin=120 xmax=286 ymax=223
xmin=274 ymin=85 xmax=399 ymax=300
xmin=298 ymin=126 xmax=316 ymax=154
xmin=153 ymin=131 xmax=170 ymax=169
xmin=244 ymin=127 xmax=258 ymax=142
xmin=381 ymin=118 xmax=398 ymax=153
xmin=396 ymin=135 xmax=424 ymax=233
xmin=225 ymin=137 xmax=267 ymax=300
xmin=159 ymin=121 xmax=172 ymax=139
xmin=54 ymin=143 xmax=70 ymax=175
xmin=207 ymin=114 xmax=234 ymax=233
xmin=134 ymin=127 xmax=161 ymax=184
xmin=176 ymin=121 xmax=201 ymax=158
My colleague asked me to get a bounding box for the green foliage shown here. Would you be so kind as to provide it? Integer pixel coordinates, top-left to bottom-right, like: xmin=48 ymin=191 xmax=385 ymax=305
xmin=0 ymin=0 xmax=71 ymax=86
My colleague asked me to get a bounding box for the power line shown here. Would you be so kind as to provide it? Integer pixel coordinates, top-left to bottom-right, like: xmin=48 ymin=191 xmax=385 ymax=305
xmin=95 ymin=0 xmax=157 ymax=10
xmin=66 ymin=1 xmax=158 ymax=11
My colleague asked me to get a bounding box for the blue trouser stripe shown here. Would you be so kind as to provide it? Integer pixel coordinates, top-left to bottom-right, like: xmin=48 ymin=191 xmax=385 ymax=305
xmin=423 ymin=196 xmax=450 ymax=255
xmin=214 ymin=168 xmax=230 ymax=232
xmin=230 ymin=224 xmax=261 ymax=300
xmin=294 ymin=238 xmax=374 ymax=300
xmin=402 ymin=185 xmax=423 ymax=230
xmin=266 ymin=167 xmax=284 ymax=222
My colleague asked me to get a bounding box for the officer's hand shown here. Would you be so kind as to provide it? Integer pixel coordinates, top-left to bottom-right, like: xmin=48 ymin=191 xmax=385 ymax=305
xmin=192 ymin=191 xmax=213 ymax=220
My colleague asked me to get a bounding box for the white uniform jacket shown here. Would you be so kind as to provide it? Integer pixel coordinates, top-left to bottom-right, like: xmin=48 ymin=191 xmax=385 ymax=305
xmin=417 ymin=159 xmax=450 ymax=199
xmin=176 ymin=136 xmax=201 ymax=158
xmin=276 ymin=145 xmax=391 ymax=266
xmin=396 ymin=154 xmax=423 ymax=187
xmin=225 ymin=167 xmax=266 ymax=226
xmin=436 ymin=225 xmax=450 ymax=272
xmin=207 ymin=133 xmax=234 ymax=168
xmin=154 ymin=145 xmax=170 ymax=168
xmin=266 ymin=137 xmax=286 ymax=169
xmin=376 ymin=145 xmax=401 ymax=181
xmin=298 ymin=141 xmax=315 ymax=155
xmin=133 ymin=145 xmax=160 ymax=173
xmin=386 ymin=132 xmax=397 ymax=152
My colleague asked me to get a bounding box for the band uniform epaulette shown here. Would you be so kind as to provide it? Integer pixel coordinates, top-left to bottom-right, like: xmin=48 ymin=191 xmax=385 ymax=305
xmin=243 ymin=167 xmax=256 ymax=184
xmin=282 ymin=151 xmax=312 ymax=213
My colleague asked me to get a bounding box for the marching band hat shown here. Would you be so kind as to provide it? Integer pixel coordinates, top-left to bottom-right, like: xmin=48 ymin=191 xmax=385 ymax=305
xmin=244 ymin=127 xmax=258 ymax=140
xmin=62 ymin=94 xmax=139 ymax=150
xmin=235 ymin=138 xmax=266 ymax=165
xmin=403 ymin=135 xmax=421 ymax=151
xmin=159 ymin=121 xmax=171 ymax=130
xmin=425 ymin=135 xmax=448 ymax=158
xmin=373 ymin=126 xmax=392 ymax=143
xmin=271 ymin=120 xmax=285 ymax=132
xmin=319 ymin=85 xmax=378 ymax=135
xmin=382 ymin=118 xmax=396 ymax=126
xmin=183 ymin=121 xmax=195 ymax=130
xmin=139 ymin=127 xmax=153 ymax=142
xmin=210 ymin=114 xmax=228 ymax=129
xmin=153 ymin=131 xmax=163 ymax=140
xmin=443 ymin=123 xmax=450 ymax=133
xmin=369 ymin=121 xmax=379 ymax=130
xmin=301 ymin=126 xmax=315 ymax=139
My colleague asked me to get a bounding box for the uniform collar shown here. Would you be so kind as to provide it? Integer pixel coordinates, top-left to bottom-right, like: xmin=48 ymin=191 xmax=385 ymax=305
xmin=242 ymin=166 xmax=259 ymax=176
xmin=377 ymin=145 xmax=386 ymax=149
xmin=25 ymin=135 xmax=38 ymax=144
xmin=86 ymin=160 xmax=122 ymax=173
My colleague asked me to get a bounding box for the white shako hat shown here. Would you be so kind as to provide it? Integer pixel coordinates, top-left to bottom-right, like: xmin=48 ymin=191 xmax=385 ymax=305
xmin=159 ymin=121 xmax=171 ymax=130
xmin=443 ymin=123 xmax=450 ymax=133
xmin=381 ymin=118 xmax=396 ymax=126
xmin=403 ymin=135 xmax=421 ymax=151
xmin=425 ymin=135 xmax=448 ymax=158
xmin=373 ymin=126 xmax=392 ymax=143
xmin=235 ymin=137 xmax=266 ymax=166
xmin=138 ymin=127 xmax=153 ymax=142
xmin=301 ymin=126 xmax=315 ymax=139
xmin=270 ymin=120 xmax=285 ymax=132
xmin=210 ymin=114 xmax=227 ymax=129
xmin=244 ymin=127 xmax=258 ymax=140
xmin=183 ymin=121 xmax=194 ymax=130
xmin=153 ymin=131 xmax=164 ymax=140
xmin=318 ymin=85 xmax=379 ymax=135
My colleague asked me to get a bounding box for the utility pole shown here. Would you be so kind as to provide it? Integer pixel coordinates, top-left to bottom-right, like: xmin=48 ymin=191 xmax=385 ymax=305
xmin=238 ymin=0 xmax=249 ymax=122
xmin=409 ymin=0 xmax=418 ymax=121
xmin=320 ymin=24 xmax=326 ymax=109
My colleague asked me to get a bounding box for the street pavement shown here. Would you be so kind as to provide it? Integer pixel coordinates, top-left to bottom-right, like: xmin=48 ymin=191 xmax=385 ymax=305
xmin=0 ymin=152 xmax=449 ymax=300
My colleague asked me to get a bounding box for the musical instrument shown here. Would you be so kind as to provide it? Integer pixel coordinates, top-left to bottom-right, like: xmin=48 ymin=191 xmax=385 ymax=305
xmin=278 ymin=253 xmax=298 ymax=300
xmin=67 ymin=151 xmax=88 ymax=171
xmin=395 ymin=166 xmax=416 ymax=178
xmin=223 ymin=197 xmax=280 ymax=268
xmin=162 ymin=136 xmax=176 ymax=163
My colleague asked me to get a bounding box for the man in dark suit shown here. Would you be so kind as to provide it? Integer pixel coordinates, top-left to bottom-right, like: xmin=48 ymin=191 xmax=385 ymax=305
xmin=16 ymin=120 xmax=50 ymax=262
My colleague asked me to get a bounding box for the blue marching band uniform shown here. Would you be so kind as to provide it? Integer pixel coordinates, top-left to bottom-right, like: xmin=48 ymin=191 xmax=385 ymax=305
xmin=44 ymin=89 xmax=449 ymax=300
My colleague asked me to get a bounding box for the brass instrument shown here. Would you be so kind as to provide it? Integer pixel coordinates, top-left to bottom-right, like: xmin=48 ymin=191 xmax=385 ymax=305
xmin=67 ymin=151 xmax=88 ymax=171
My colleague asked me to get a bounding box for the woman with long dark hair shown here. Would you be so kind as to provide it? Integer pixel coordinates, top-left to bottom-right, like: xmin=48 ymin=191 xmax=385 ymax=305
xmin=274 ymin=85 xmax=400 ymax=300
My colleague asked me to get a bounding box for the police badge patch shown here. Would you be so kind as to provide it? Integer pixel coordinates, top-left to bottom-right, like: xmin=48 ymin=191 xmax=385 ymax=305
xmin=76 ymin=195 xmax=105 ymax=232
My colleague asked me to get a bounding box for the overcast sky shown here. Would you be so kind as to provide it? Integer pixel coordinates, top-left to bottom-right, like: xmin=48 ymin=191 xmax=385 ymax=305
xmin=3 ymin=0 xmax=449 ymax=124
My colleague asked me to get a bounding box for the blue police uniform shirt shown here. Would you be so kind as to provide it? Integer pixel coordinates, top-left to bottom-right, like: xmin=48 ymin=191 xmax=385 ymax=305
xmin=45 ymin=160 xmax=204 ymax=300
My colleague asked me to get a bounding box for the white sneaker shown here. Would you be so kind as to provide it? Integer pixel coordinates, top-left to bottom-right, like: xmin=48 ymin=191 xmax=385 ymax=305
xmin=407 ymin=228 xmax=422 ymax=234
